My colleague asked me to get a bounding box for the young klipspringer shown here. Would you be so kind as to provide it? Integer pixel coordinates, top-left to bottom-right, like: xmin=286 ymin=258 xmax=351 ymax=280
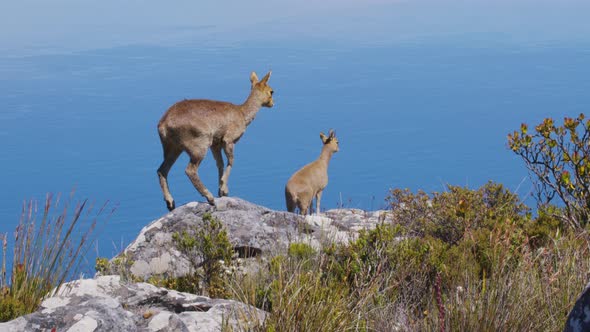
xmin=156 ymin=71 xmax=275 ymax=210
xmin=285 ymin=130 xmax=339 ymax=215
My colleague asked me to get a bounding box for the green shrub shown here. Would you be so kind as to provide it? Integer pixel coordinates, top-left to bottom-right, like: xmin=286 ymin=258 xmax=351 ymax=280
xmin=388 ymin=181 xmax=530 ymax=244
xmin=94 ymin=253 xmax=140 ymax=282
xmin=0 ymin=294 xmax=26 ymax=322
xmin=508 ymin=114 xmax=590 ymax=229
xmin=94 ymin=257 xmax=109 ymax=275
xmin=287 ymin=243 xmax=316 ymax=260
xmin=147 ymin=274 xmax=200 ymax=293
xmin=171 ymin=213 xmax=234 ymax=298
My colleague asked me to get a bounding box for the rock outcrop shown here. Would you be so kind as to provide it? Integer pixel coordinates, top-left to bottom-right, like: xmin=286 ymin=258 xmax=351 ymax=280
xmin=112 ymin=197 xmax=391 ymax=280
xmin=0 ymin=275 xmax=265 ymax=332
xmin=0 ymin=197 xmax=392 ymax=332
xmin=564 ymin=282 xmax=590 ymax=332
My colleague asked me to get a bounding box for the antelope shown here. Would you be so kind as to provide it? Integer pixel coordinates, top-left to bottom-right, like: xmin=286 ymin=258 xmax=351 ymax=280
xmin=285 ymin=130 xmax=339 ymax=215
xmin=156 ymin=71 xmax=274 ymax=210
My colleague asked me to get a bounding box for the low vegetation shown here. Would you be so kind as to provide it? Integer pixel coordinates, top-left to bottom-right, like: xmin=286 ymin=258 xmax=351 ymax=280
xmin=223 ymin=181 xmax=588 ymax=331
xmin=0 ymin=194 xmax=113 ymax=322
xmin=169 ymin=212 xmax=235 ymax=298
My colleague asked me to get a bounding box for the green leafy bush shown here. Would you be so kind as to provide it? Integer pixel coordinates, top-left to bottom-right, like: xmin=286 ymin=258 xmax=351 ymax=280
xmin=287 ymin=243 xmax=316 ymax=260
xmin=388 ymin=181 xmax=531 ymax=244
xmin=508 ymin=114 xmax=590 ymax=228
xmin=94 ymin=257 xmax=109 ymax=275
xmin=171 ymin=213 xmax=235 ymax=298
xmin=94 ymin=253 xmax=140 ymax=282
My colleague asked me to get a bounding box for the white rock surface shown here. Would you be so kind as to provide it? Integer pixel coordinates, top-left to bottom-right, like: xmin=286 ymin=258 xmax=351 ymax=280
xmin=108 ymin=197 xmax=391 ymax=280
xmin=0 ymin=276 xmax=265 ymax=332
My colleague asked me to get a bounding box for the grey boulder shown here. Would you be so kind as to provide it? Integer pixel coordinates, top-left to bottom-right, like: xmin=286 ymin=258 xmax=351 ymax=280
xmin=113 ymin=197 xmax=391 ymax=280
xmin=564 ymin=282 xmax=590 ymax=332
xmin=0 ymin=275 xmax=264 ymax=332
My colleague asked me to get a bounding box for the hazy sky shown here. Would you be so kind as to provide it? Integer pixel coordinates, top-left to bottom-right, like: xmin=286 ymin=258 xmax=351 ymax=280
xmin=1 ymin=0 xmax=590 ymax=55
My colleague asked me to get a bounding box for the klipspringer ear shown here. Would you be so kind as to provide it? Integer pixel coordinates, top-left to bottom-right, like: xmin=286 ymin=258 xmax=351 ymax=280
xmin=261 ymin=71 xmax=272 ymax=84
xmin=250 ymin=72 xmax=259 ymax=86
xmin=328 ymin=129 xmax=335 ymax=138
xmin=320 ymin=132 xmax=328 ymax=143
